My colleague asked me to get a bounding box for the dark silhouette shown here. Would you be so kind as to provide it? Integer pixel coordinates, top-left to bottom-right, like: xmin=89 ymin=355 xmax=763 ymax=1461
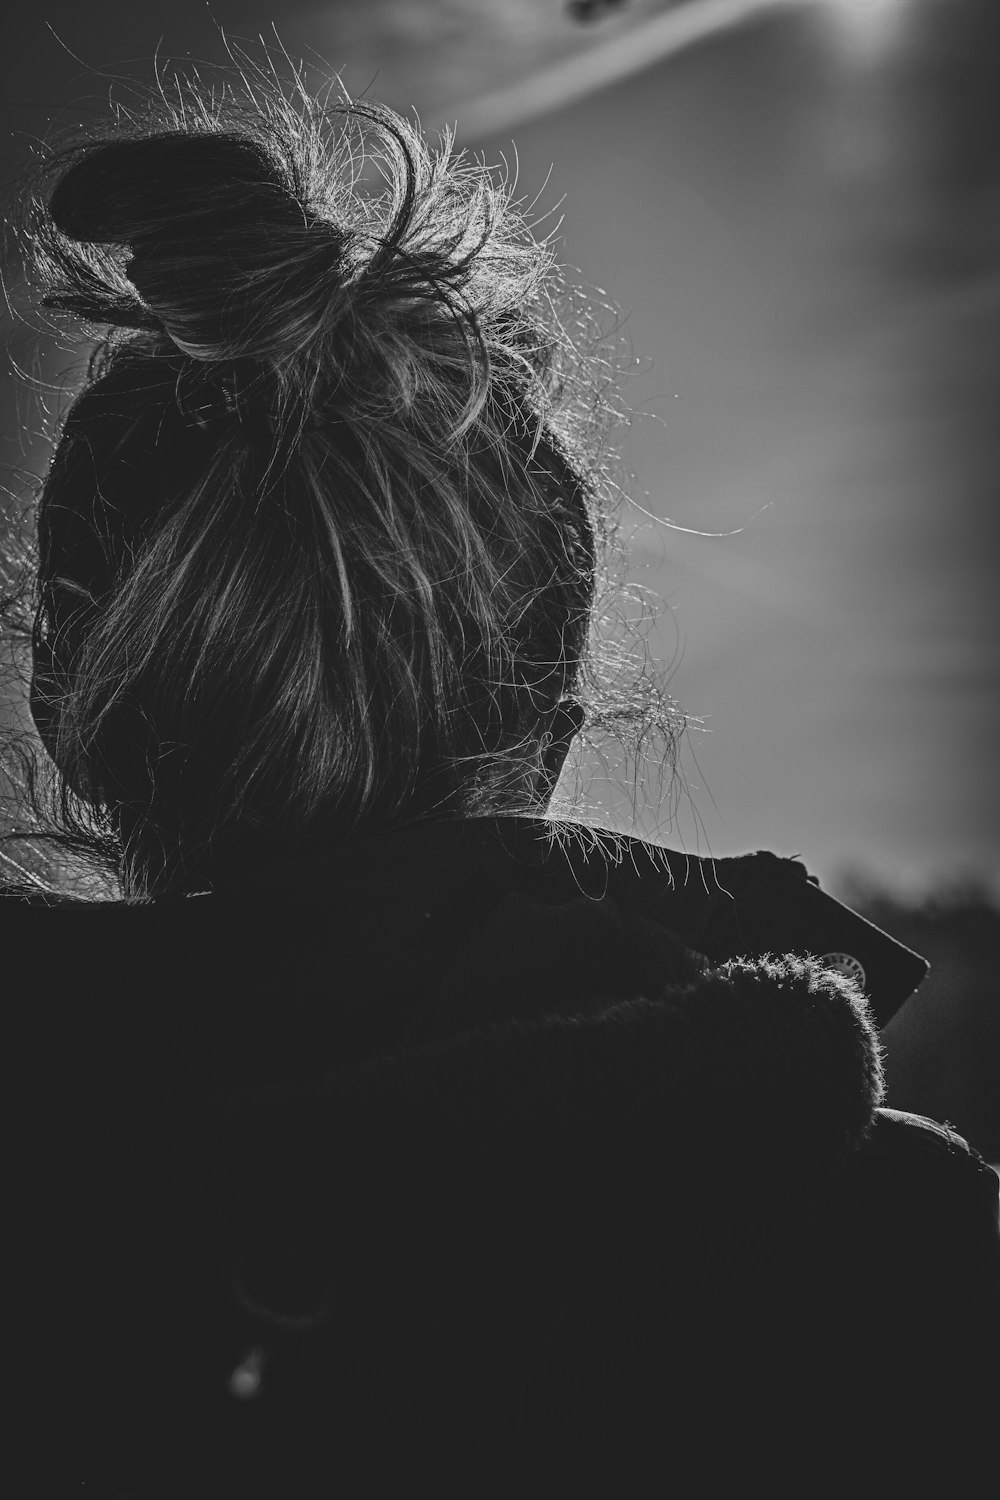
xmin=3 ymin=54 xmax=997 ymax=1495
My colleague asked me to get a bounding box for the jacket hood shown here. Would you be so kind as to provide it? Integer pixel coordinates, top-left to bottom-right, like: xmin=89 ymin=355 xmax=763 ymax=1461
xmin=10 ymin=816 xmax=893 ymax=1477
xmin=9 ymin=813 xmax=922 ymax=1079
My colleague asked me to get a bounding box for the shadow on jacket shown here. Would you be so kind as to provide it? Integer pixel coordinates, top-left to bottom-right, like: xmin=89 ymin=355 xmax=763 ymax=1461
xmin=7 ymin=817 xmax=999 ymax=1494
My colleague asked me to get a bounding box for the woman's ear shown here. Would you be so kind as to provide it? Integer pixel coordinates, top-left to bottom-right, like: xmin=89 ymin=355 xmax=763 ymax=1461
xmin=538 ymin=699 xmax=585 ymax=803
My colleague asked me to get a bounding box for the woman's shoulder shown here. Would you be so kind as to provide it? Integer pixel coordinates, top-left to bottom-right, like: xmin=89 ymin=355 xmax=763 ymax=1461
xmin=856 ymin=1106 xmax=1000 ymax=1254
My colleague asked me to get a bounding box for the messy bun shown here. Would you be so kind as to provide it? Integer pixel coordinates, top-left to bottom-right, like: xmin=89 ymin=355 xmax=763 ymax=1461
xmin=1 ymin=64 xmax=683 ymax=901
xmin=45 ymin=132 xmax=332 ymax=363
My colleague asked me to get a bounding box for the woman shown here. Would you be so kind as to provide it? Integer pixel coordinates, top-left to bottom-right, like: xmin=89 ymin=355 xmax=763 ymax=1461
xmin=3 ymin=69 xmax=997 ymax=1495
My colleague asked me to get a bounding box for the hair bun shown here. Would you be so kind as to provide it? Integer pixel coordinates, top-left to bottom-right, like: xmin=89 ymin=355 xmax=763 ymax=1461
xmin=45 ymin=133 xmax=338 ymax=360
xmin=48 ymin=134 xmax=301 ymax=248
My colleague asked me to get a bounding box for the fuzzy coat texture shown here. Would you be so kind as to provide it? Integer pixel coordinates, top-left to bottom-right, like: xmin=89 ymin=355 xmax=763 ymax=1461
xmin=7 ymin=816 xmax=1000 ymax=1495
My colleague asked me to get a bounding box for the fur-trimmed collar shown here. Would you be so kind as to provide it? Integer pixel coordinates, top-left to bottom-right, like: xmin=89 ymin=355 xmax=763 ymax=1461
xmin=11 ymin=816 xmax=898 ymax=1482
xmin=20 ymin=819 xmax=1000 ymax=1499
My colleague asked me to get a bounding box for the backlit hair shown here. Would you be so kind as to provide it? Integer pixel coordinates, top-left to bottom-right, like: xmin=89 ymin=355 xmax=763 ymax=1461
xmin=1 ymin=59 xmax=684 ymax=901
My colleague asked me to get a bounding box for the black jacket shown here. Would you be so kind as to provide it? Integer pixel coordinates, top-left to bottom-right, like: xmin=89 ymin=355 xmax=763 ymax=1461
xmin=7 ymin=817 xmax=999 ymax=1494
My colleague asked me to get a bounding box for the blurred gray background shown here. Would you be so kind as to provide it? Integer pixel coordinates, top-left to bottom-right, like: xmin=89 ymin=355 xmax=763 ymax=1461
xmin=2 ymin=0 xmax=998 ymax=902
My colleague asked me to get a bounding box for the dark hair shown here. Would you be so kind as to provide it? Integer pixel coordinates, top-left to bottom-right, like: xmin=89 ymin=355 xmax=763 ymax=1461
xmin=1 ymin=61 xmax=685 ymax=901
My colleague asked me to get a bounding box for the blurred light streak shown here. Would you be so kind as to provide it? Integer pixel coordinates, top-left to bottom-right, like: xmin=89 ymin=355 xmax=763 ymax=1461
xmin=820 ymin=0 xmax=912 ymax=62
xmin=453 ymin=0 xmax=810 ymax=140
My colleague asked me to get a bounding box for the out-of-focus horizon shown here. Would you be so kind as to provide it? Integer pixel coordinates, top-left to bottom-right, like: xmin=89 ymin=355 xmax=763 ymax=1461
xmin=2 ymin=0 xmax=998 ymax=902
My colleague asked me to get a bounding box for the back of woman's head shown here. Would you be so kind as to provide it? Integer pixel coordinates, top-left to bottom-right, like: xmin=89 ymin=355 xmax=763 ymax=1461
xmin=2 ymin=67 xmax=679 ymax=901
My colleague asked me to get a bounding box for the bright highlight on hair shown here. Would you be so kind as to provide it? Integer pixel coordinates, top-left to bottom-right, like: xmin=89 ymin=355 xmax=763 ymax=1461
xmin=0 ymin=50 xmax=685 ymax=901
